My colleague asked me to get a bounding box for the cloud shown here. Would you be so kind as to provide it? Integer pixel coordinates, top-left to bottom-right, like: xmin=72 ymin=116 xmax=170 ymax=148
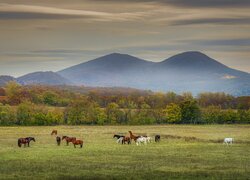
xmin=0 ymin=3 xmax=146 ymax=21
xmin=169 ymin=17 xmax=250 ymax=26
xmin=181 ymin=38 xmax=250 ymax=47
xmin=90 ymin=0 xmax=250 ymax=8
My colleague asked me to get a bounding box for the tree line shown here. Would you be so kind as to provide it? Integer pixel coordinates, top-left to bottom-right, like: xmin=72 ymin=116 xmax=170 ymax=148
xmin=0 ymin=82 xmax=249 ymax=125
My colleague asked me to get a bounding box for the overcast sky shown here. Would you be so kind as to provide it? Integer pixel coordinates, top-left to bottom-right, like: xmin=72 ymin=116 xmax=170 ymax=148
xmin=0 ymin=0 xmax=250 ymax=77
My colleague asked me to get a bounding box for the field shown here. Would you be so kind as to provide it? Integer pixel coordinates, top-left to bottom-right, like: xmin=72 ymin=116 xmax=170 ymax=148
xmin=0 ymin=125 xmax=250 ymax=180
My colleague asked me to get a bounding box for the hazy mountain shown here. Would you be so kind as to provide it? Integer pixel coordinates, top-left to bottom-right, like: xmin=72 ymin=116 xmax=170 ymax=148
xmin=1 ymin=51 xmax=249 ymax=95
xmin=58 ymin=53 xmax=153 ymax=87
xmin=0 ymin=75 xmax=16 ymax=86
xmin=17 ymin=71 xmax=72 ymax=85
xmin=58 ymin=51 xmax=250 ymax=96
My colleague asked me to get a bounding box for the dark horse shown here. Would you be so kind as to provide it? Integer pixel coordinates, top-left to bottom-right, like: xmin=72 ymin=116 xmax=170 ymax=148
xmin=122 ymin=137 xmax=131 ymax=145
xmin=56 ymin=136 xmax=61 ymax=146
xmin=155 ymin=135 xmax=160 ymax=142
xmin=18 ymin=137 xmax=35 ymax=147
xmin=113 ymin=134 xmax=125 ymax=139
xmin=62 ymin=136 xmax=76 ymax=146
xmin=72 ymin=139 xmax=83 ymax=148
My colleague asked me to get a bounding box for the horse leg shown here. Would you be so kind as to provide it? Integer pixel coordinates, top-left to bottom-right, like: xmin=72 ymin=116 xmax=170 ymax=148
xmin=74 ymin=144 xmax=76 ymax=148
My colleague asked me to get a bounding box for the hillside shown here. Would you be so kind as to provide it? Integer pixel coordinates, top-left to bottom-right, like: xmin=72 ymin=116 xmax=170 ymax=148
xmin=17 ymin=71 xmax=72 ymax=85
xmin=58 ymin=51 xmax=250 ymax=96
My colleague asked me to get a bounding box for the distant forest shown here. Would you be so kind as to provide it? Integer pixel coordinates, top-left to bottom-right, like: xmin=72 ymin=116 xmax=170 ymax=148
xmin=0 ymin=82 xmax=249 ymax=126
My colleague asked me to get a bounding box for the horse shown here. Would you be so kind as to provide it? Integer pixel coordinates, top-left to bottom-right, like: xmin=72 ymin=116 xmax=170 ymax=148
xmin=145 ymin=136 xmax=152 ymax=143
xmin=56 ymin=136 xmax=61 ymax=146
xmin=155 ymin=135 xmax=160 ymax=142
xmin=62 ymin=136 xmax=76 ymax=146
xmin=51 ymin=130 xmax=57 ymax=135
xmin=136 ymin=136 xmax=147 ymax=146
xmin=18 ymin=137 xmax=35 ymax=147
xmin=113 ymin=134 xmax=125 ymax=139
xmin=113 ymin=134 xmax=125 ymax=144
xmin=128 ymin=131 xmax=140 ymax=142
xmin=72 ymin=139 xmax=83 ymax=148
xmin=122 ymin=137 xmax=131 ymax=145
xmin=224 ymin=138 xmax=233 ymax=145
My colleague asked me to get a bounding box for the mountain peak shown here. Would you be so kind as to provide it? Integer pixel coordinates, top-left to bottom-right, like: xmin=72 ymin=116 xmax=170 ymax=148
xmin=159 ymin=51 xmax=227 ymax=71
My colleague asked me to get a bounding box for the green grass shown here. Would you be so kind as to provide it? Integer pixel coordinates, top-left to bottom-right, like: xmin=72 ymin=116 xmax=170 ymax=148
xmin=0 ymin=125 xmax=249 ymax=179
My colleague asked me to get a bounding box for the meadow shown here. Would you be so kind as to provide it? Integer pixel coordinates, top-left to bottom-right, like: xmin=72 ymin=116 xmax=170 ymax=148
xmin=0 ymin=125 xmax=249 ymax=180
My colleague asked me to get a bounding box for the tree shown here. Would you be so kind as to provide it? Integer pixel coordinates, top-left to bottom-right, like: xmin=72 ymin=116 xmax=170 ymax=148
xmin=106 ymin=103 xmax=124 ymax=124
xmin=0 ymin=104 xmax=16 ymax=125
xmin=180 ymin=100 xmax=201 ymax=124
xmin=16 ymin=101 xmax=35 ymax=125
xmin=5 ymin=81 xmax=22 ymax=105
xmin=43 ymin=91 xmax=59 ymax=106
xmin=164 ymin=103 xmax=181 ymax=123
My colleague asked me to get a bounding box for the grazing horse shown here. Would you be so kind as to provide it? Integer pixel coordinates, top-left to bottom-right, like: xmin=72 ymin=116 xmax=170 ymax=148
xmin=224 ymin=138 xmax=233 ymax=145
xmin=72 ymin=139 xmax=83 ymax=148
xmin=128 ymin=131 xmax=140 ymax=142
xmin=18 ymin=137 xmax=35 ymax=147
xmin=113 ymin=134 xmax=125 ymax=144
xmin=62 ymin=136 xmax=76 ymax=146
xmin=146 ymin=137 xmax=152 ymax=143
xmin=155 ymin=135 xmax=160 ymax=142
xmin=136 ymin=136 xmax=147 ymax=146
xmin=122 ymin=137 xmax=131 ymax=145
xmin=51 ymin=130 xmax=57 ymax=135
xmin=56 ymin=136 xmax=61 ymax=146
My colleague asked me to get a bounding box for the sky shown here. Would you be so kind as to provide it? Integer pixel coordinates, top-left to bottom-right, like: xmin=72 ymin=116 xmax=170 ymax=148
xmin=0 ymin=0 xmax=250 ymax=77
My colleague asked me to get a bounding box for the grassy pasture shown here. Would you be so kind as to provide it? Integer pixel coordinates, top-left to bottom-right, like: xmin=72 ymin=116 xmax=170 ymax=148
xmin=0 ymin=125 xmax=249 ymax=179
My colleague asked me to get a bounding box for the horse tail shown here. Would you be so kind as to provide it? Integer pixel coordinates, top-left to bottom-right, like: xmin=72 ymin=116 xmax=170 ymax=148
xmin=18 ymin=139 xmax=21 ymax=147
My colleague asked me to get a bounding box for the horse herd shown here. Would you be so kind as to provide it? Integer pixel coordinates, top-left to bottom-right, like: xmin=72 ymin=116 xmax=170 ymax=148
xmin=17 ymin=130 xmax=83 ymax=148
xmin=17 ymin=130 xmax=161 ymax=148
xmin=113 ymin=131 xmax=161 ymax=146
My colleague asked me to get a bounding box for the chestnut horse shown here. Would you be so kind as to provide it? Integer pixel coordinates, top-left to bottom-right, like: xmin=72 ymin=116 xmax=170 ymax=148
xmin=72 ymin=139 xmax=83 ymax=148
xmin=62 ymin=136 xmax=76 ymax=146
xmin=128 ymin=131 xmax=140 ymax=142
xmin=122 ymin=137 xmax=131 ymax=144
xmin=51 ymin=130 xmax=57 ymax=135
xmin=18 ymin=137 xmax=35 ymax=147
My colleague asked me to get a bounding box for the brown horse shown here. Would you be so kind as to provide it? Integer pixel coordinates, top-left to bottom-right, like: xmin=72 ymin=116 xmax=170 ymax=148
xmin=62 ymin=136 xmax=76 ymax=146
xmin=128 ymin=131 xmax=140 ymax=142
xmin=72 ymin=139 xmax=83 ymax=148
xmin=18 ymin=137 xmax=35 ymax=147
xmin=51 ymin=130 xmax=57 ymax=135
xmin=122 ymin=137 xmax=131 ymax=144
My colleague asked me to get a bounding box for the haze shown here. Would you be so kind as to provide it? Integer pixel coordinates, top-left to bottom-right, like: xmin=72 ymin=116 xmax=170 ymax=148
xmin=0 ymin=0 xmax=250 ymax=77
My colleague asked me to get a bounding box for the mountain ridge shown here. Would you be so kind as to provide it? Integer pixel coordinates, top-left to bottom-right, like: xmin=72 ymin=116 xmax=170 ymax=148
xmin=0 ymin=51 xmax=249 ymax=96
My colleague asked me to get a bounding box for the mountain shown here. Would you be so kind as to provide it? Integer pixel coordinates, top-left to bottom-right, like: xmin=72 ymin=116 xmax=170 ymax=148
xmin=58 ymin=53 xmax=153 ymax=87
xmin=0 ymin=75 xmax=16 ymax=86
xmin=58 ymin=51 xmax=250 ymax=96
xmin=17 ymin=71 xmax=72 ymax=85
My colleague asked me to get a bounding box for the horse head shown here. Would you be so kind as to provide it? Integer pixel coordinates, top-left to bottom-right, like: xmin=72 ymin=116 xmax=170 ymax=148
xmin=62 ymin=136 xmax=67 ymax=140
xmin=31 ymin=137 xmax=35 ymax=142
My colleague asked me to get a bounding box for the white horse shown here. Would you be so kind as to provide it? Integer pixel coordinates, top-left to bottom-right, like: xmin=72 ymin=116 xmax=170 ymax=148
xmin=224 ymin=138 xmax=233 ymax=145
xmin=136 ymin=136 xmax=147 ymax=146
xmin=117 ymin=137 xmax=123 ymax=144
xmin=145 ymin=137 xmax=152 ymax=143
